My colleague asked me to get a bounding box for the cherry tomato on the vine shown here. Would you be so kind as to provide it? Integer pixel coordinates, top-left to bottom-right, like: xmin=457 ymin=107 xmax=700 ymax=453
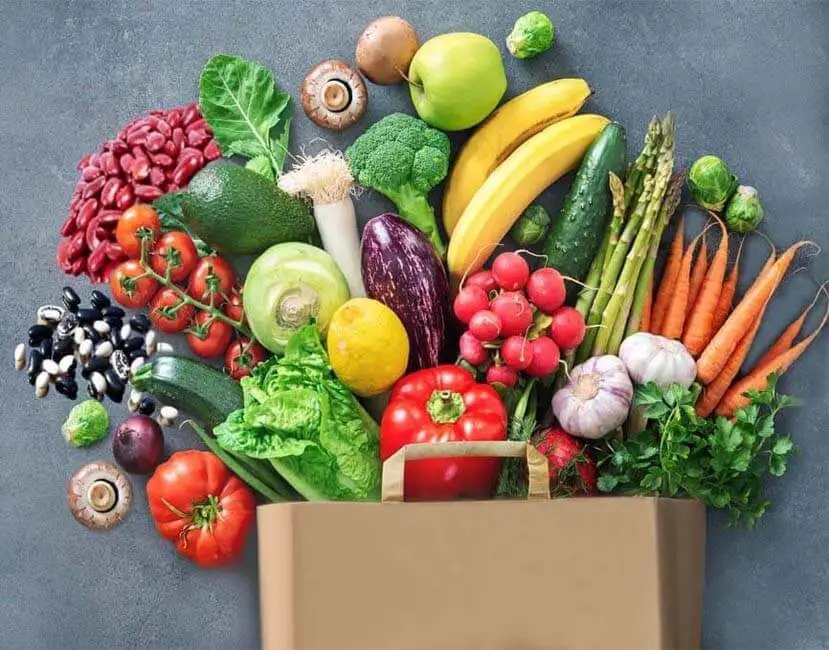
xmin=224 ymin=337 xmax=268 ymax=380
xmin=188 ymin=256 xmax=236 ymax=305
xmin=149 ymin=287 xmax=196 ymax=334
xmin=223 ymin=285 xmax=245 ymax=322
xmin=186 ymin=311 xmax=233 ymax=358
xmin=150 ymin=231 xmax=198 ymax=282
xmin=116 ymin=204 xmax=160 ymax=258
xmin=110 ymin=259 xmax=158 ymax=309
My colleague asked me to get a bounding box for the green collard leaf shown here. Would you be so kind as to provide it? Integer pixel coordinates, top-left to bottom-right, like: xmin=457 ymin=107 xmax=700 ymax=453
xmin=246 ymin=154 xmax=276 ymax=181
xmin=199 ymin=54 xmax=292 ymax=176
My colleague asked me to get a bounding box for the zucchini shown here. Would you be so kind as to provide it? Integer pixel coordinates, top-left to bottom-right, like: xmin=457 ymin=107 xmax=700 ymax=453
xmin=542 ymin=122 xmax=628 ymax=300
xmin=132 ymin=356 xmax=243 ymax=427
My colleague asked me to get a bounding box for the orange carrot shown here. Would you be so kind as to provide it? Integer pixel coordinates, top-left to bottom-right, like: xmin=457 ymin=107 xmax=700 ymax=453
xmin=651 ymin=216 xmax=684 ymax=334
xmin=640 ymin=279 xmax=653 ymax=333
xmin=695 ymin=250 xmax=778 ymax=416
xmin=683 ymin=215 xmax=728 ymax=357
xmin=686 ymin=232 xmax=709 ymax=320
xmin=712 ymin=236 xmax=745 ymax=333
xmin=695 ymin=315 xmax=764 ymax=417
xmin=717 ymin=289 xmax=829 ymax=416
xmin=662 ymin=228 xmax=708 ymax=341
xmin=696 ymin=241 xmax=810 ymax=384
xmin=754 ymin=282 xmax=827 ymax=369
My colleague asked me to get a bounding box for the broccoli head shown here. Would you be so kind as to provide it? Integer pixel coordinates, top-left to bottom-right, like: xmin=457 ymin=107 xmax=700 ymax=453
xmin=347 ymin=113 xmax=450 ymax=256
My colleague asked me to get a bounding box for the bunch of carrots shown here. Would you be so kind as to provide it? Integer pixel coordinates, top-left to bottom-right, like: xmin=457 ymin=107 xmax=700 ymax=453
xmin=646 ymin=215 xmax=826 ymax=417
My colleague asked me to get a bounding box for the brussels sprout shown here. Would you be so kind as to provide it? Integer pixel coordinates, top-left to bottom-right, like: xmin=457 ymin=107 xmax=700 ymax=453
xmin=506 ymin=11 xmax=555 ymax=60
xmin=688 ymin=155 xmax=737 ymax=211
xmin=509 ymin=204 xmax=551 ymax=245
xmin=62 ymin=399 xmax=109 ymax=448
xmin=724 ymin=185 xmax=764 ymax=233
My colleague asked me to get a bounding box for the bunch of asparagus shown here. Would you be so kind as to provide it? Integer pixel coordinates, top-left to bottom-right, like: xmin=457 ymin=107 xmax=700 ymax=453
xmin=571 ymin=113 xmax=684 ymax=365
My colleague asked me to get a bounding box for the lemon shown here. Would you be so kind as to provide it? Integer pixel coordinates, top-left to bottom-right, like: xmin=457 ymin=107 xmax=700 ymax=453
xmin=327 ymin=298 xmax=409 ymax=397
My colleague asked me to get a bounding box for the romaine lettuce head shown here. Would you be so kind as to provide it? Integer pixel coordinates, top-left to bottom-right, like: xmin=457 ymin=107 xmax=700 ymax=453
xmin=215 ymin=325 xmax=380 ymax=501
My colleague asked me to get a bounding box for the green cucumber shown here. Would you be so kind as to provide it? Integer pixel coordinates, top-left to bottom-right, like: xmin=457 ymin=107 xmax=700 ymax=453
xmin=543 ymin=122 xmax=628 ymax=300
xmin=132 ymin=356 xmax=243 ymax=428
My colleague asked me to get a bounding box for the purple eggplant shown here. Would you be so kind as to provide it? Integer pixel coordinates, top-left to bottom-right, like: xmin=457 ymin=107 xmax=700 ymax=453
xmin=361 ymin=213 xmax=449 ymax=370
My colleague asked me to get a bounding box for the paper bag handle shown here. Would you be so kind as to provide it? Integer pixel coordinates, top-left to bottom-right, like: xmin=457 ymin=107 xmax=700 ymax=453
xmin=381 ymin=441 xmax=550 ymax=503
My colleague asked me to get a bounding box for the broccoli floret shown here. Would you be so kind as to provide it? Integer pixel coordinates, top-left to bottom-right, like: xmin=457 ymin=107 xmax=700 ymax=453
xmin=346 ymin=113 xmax=450 ymax=256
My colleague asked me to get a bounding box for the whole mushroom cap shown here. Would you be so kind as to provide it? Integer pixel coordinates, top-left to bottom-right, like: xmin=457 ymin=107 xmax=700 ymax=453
xmin=301 ymin=60 xmax=367 ymax=131
xmin=67 ymin=460 xmax=133 ymax=530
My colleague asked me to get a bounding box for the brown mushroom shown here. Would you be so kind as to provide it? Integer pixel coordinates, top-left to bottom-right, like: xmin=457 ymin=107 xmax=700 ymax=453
xmin=356 ymin=16 xmax=419 ymax=85
xmin=67 ymin=460 xmax=133 ymax=530
xmin=301 ymin=60 xmax=367 ymax=131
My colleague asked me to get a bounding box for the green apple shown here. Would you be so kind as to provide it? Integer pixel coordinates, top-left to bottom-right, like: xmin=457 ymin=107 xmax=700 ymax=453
xmin=408 ymin=32 xmax=507 ymax=131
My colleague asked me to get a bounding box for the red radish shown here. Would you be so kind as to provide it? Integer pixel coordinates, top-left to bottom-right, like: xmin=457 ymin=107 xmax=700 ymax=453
xmin=492 ymin=252 xmax=530 ymax=291
xmin=500 ymin=336 xmax=533 ymax=370
xmin=486 ymin=364 xmax=518 ymax=388
xmin=526 ymin=267 xmax=566 ymax=314
xmin=453 ymin=285 xmax=489 ymax=324
xmin=490 ymin=291 xmax=533 ymax=336
xmin=549 ymin=306 xmax=586 ymax=350
xmin=465 ymin=269 xmax=498 ymax=293
xmin=468 ymin=310 xmax=502 ymax=341
xmin=531 ymin=427 xmax=597 ymax=496
xmin=524 ymin=336 xmax=561 ymax=377
xmin=459 ymin=331 xmax=488 ymax=365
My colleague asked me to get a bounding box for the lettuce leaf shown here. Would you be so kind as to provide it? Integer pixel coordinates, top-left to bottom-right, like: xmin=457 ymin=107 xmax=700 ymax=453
xmin=199 ymin=54 xmax=292 ymax=177
xmin=215 ymin=325 xmax=381 ymax=501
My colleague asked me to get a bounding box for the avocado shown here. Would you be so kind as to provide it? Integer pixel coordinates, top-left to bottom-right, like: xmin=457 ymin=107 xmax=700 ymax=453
xmin=181 ymin=163 xmax=317 ymax=254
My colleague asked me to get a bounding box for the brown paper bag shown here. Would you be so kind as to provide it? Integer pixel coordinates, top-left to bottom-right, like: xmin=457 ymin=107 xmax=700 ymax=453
xmin=258 ymin=441 xmax=705 ymax=650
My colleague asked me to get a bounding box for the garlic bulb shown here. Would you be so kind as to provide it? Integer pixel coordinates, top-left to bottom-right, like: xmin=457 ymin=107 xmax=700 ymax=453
xmin=619 ymin=332 xmax=696 ymax=389
xmin=552 ymin=355 xmax=633 ymax=439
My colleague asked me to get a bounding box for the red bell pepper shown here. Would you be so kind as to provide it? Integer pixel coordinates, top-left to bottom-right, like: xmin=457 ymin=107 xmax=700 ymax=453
xmin=380 ymin=365 xmax=508 ymax=501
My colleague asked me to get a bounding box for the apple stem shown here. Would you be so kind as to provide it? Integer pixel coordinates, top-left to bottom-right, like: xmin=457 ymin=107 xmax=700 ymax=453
xmin=397 ymin=68 xmax=421 ymax=89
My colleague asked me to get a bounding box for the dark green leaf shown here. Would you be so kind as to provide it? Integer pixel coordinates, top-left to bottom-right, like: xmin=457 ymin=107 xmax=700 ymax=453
xmin=644 ymin=401 xmax=671 ymax=419
xmin=756 ymin=415 xmax=775 ymax=439
xmin=769 ymin=454 xmax=788 ymax=477
xmin=199 ymin=54 xmax=292 ymax=176
xmin=597 ymin=475 xmax=619 ymax=493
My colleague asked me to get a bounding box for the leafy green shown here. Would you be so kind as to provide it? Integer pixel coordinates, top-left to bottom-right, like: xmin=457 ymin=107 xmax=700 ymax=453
xmin=214 ymin=324 xmax=381 ymax=501
xmin=245 ymin=155 xmax=276 ymax=182
xmin=596 ymin=374 xmax=799 ymax=527
xmin=199 ymin=54 xmax=292 ymax=177
xmin=496 ymin=380 xmax=538 ymax=498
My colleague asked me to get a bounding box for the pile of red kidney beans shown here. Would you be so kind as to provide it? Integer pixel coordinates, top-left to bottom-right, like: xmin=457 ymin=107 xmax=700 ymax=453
xmin=57 ymin=102 xmax=221 ymax=283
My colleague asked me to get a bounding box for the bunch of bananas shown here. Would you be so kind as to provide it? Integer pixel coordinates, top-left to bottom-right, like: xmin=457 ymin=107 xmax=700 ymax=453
xmin=444 ymin=78 xmax=607 ymax=285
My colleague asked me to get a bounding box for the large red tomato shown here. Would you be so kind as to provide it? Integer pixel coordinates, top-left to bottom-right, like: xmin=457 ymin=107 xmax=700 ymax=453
xmin=146 ymin=450 xmax=255 ymax=568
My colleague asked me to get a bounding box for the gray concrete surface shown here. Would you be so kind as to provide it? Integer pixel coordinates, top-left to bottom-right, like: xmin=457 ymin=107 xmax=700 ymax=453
xmin=1 ymin=1 xmax=827 ymax=648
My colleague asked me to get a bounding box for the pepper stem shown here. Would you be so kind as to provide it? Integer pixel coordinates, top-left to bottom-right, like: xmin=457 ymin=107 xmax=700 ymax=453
xmin=426 ymin=390 xmax=466 ymax=424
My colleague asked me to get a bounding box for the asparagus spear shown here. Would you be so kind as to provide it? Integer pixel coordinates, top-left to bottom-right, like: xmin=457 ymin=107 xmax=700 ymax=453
xmin=595 ymin=115 xmax=676 ymax=355
xmin=625 ymin=172 xmax=685 ymax=338
xmin=600 ymin=172 xmax=628 ymax=276
xmin=623 ymin=116 xmax=662 ymax=209
xmin=576 ymin=174 xmax=655 ymax=362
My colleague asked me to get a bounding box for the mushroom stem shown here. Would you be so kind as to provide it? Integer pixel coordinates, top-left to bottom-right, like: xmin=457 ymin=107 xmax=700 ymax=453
xmin=321 ymin=80 xmax=351 ymax=112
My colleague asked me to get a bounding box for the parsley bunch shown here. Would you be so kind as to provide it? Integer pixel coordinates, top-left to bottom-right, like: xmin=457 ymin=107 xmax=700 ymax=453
xmin=597 ymin=375 xmax=799 ymax=527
